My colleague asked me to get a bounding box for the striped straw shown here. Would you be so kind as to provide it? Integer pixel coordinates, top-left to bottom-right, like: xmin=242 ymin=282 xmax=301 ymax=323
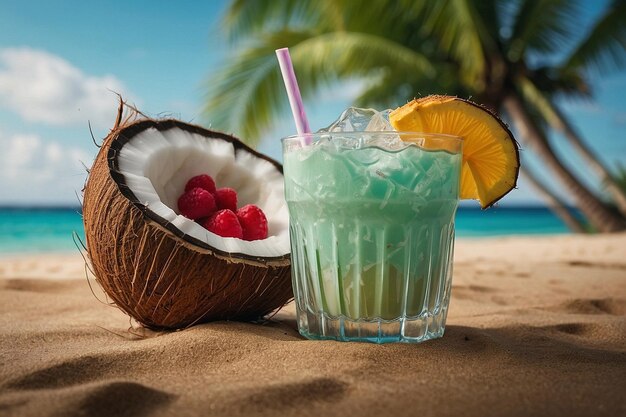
xmin=275 ymin=48 xmax=311 ymax=143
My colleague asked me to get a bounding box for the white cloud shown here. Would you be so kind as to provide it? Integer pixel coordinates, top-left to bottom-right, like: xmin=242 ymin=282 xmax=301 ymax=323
xmin=45 ymin=142 xmax=63 ymax=163
xmin=0 ymin=131 xmax=94 ymax=204
xmin=0 ymin=47 xmax=130 ymax=128
xmin=4 ymin=134 xmax=40 ymax=178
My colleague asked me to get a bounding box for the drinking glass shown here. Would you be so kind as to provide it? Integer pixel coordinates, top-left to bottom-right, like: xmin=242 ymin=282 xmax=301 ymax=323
xmin=283 ymin=132 xmax=462 ymax=343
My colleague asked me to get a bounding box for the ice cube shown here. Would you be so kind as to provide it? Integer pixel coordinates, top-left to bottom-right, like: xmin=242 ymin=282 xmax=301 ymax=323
xmin=345 ymin=148 xmax=381 ymax=166
xmin=318 ymin=107 xmax=393 ymax=133
xmin=365 ymin=109 xmax=394 ymax=131
xmin=318 ymin=107 xmax=408 ymax=150
xmin=361 ymin=133 xmax=407 ymax=150
xmin=326 ymin=135 xmax=362 ymax=150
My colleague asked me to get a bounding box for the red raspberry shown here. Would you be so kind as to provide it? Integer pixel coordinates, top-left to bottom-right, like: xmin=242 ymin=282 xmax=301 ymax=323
xmin=202 ymin=209 xmax=243 ymax=239
xmin=214 ymin=187 xmax=238 ymax=211
xmin=236 ymin=204 xmax=268 ymax=241
xmin=184 ymin=174 xmax=216 ymax=194
xmin=177 ymin=188 xmax=216 ymax=220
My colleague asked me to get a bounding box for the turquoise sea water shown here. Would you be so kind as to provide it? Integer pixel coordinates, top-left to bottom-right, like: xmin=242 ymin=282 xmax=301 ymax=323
xmin=0 ymin=208 xmax=86 ymax=254
xmin=0 ymin=206 xmax=575 ymax=255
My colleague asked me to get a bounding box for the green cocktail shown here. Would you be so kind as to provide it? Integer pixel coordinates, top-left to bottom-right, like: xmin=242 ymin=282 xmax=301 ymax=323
xmin=283 ymin=132 xmax=462 ymax=343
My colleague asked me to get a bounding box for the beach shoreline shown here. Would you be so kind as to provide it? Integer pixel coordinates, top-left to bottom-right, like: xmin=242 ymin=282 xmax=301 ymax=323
xmin=1 ymin=233 xmax=625 ymax=416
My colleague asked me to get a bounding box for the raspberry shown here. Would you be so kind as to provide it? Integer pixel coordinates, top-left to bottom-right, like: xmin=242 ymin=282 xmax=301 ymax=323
xmin=202 ymin=209 xmax=243 ymax=239
xmin=184 ymin=174 xmax=216 ymax=194
xmin=214 ymin=187 xmax=238 ymax=211
xmin=177 ymin=188 xmax=216 ymax=220
xmin=236 ymin=204 xmax=268 ymax=241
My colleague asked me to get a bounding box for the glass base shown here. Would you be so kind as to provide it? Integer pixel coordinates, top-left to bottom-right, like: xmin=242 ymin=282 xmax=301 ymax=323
xmin=297 ymin=308 xmax=448 ymax=344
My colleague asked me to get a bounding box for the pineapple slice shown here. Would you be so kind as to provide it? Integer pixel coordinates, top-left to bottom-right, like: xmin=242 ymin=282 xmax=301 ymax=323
xmin=390 ymin=95 xmax=520 ymax=208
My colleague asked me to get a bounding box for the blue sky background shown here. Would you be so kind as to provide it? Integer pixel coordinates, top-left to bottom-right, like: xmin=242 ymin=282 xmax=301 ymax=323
xmin=0 ymin=0 xmax=624 ymax=206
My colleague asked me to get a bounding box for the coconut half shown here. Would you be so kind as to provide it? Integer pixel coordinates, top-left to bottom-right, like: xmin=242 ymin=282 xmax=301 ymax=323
xmin=83 ymin=114 xmax=292 ymax=329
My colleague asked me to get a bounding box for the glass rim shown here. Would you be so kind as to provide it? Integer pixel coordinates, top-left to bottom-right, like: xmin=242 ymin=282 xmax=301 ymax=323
xmin=281 ymin=131 xmax=463 ymax=144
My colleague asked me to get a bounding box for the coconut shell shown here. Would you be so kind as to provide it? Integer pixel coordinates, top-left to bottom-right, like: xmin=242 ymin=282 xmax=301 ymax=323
xmin=83 ymin=113 xmax=292 ymax=330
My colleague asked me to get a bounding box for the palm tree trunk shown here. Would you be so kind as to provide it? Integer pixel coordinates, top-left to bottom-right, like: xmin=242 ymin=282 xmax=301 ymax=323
xmin=549 ymin=104 xmax=626 ymax=216
xmin=503 ymin=94 xmax=625 ymax=232
xmin=520 ymin=166 xmax=587 ymax=233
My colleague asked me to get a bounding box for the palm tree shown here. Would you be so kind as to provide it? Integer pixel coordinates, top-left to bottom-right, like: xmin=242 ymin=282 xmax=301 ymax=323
xmin=520 ymin=167 xmax=586 ymax=233
xmin=616 ymin=164 xmax=626 ymax=193
xmin=516 ymin=0 xmax=626 ymax=216
xmin=204 ymin=0 xmax=626 ymax=232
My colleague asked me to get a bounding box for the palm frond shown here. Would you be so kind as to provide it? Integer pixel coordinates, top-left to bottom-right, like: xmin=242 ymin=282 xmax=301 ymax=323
xmin=507 ymin=0 xmax=580 ymax=62
xmin=339 ymin=0 xmax=421 ymax=38
xmin=473 ymin=0 xmax=502 ymax=48
xmin=615 ymin=164 xmax=626 ymax=193
xmin=292 ymin=31 xmax=435 ymax=79
xmin=514 ymin=85 xmax=551 ymax=134
xmin=528 ymin=66 xmax=592 ymax=97
xmin=409 ymin=0 xmax=495 ymax=88
xmin=355 ymin=74 xmax=407 ymax=109
xmin=562 ymin=0 xmax=626 ymax=74
xmin=204 ymin=30 xmax=435 ymax=146
xmin=222 ymin=0 xmax=340 ymax=42
xmin=224 ymin=0 xmax=430 ymax=44
xmin=203 ymin=30 xmax=316 ymax=145
xmin=355 ymin=62 xmax=466 ymax=109
xmin=517 ymin=76 xmax=561 ymax=127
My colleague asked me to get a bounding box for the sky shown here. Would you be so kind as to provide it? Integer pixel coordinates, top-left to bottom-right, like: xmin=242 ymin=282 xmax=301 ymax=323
xmin=0 ymin=0 xmax=624 ymax=207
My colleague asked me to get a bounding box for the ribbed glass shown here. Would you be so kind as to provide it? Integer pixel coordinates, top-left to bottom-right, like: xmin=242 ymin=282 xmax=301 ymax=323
xmin=283 ymin=132 xmax=461 ymax=343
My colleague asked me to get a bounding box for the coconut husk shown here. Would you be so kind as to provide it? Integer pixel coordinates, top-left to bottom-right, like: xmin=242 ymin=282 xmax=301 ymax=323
xmin=82 ymin=106 xmax=292 ymax=330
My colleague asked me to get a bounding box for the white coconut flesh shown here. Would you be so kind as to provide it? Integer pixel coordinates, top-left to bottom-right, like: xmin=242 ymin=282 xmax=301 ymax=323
xmin=115 ymin=126 xmax=290 ymax=260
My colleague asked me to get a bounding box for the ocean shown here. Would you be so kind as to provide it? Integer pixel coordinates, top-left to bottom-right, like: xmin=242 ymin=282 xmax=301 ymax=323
xmin=0 ymin=206 xmax=575 ymax=255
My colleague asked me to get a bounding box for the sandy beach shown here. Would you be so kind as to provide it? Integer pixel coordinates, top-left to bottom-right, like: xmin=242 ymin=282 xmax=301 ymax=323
xmin=1 ymin=234 xmax=625 ymax=417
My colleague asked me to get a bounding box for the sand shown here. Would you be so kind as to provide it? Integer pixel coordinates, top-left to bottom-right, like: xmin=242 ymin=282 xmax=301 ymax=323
xmin=1 ymin=234 xmax=625 ymax=417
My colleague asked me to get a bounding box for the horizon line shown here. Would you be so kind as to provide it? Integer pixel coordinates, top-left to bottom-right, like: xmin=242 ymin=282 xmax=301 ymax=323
xmin=0 ymin=203 xmax=577 ymax=211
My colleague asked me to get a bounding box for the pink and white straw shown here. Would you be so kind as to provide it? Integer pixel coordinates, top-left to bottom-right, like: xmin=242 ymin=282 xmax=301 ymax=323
xmin=275 ymin=48 xmax=311 ymax=143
